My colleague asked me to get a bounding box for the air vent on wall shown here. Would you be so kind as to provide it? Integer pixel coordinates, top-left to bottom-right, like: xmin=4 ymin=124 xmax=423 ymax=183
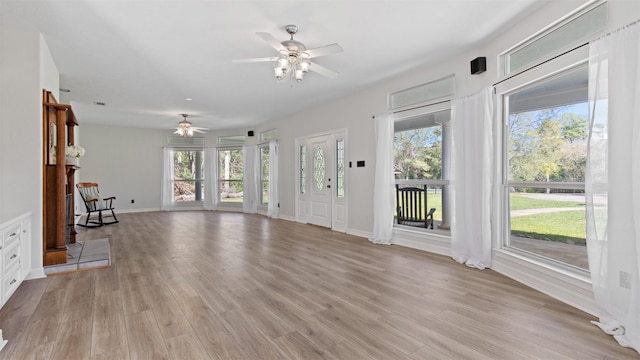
xmin=168 ymin=136 xmax=205 ymax=147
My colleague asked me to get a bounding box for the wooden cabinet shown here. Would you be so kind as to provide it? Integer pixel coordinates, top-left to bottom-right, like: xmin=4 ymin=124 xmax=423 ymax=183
xmin=42 ymin=90 xmax=78 ymax=266
xmin=0 ymin=212 xmax=31 ymax=351
xmin=0 ymin=213 xmax=29 ymax=303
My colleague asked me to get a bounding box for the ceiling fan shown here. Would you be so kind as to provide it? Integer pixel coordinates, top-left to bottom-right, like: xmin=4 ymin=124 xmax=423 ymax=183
xmin=174 ymin=114 xmax=207 ymax=137
xmin=233 ymin=24 xmax=343 ymax=83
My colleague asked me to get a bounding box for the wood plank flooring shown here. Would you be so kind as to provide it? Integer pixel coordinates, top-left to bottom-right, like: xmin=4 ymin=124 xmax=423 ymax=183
xmin=0 ymin=211 xmax=637 ymax=359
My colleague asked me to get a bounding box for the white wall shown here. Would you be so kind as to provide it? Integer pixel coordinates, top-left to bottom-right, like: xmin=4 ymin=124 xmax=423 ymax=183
xmin=0 ymin=25 xmax=59 ymax=278
xmin=78 ymin=124 xmax=166 ymax=212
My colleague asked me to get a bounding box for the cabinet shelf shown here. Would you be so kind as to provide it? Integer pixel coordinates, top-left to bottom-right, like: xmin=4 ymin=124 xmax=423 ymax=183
xmin=43 ymin=90 xmax=79 ymax=266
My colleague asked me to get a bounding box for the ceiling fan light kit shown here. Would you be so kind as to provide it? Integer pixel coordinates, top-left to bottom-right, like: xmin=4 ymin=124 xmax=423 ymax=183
xmin=174 ymin=113 xmax=206 ymax=137
xmin=234 ymin=24 xmax=343 ymax=84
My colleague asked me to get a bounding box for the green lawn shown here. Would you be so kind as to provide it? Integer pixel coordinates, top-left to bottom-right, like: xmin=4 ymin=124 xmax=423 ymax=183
xmin=509 ymin=194 xmax=584 ymax=210
xmin=511 ymin=210 xmax=586 ymax=244
xmin=509 ymin=193 xmax=586 ymax=244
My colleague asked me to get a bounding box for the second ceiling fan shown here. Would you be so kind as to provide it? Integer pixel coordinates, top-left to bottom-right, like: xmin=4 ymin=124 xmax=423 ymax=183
xmin=174 ymin=114 xmax=207 ymax=137
xmin=233 ymin=24 xmax=343 ymax=83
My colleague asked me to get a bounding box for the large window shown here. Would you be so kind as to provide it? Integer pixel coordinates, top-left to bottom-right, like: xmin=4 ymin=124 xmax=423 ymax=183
xmin=503 ymin=64 xmax=588 ymax=270
xmin=260 ymin=145 xmax=269 ymax=205
xmin=218 ymin=148 xmax=243 ymax=203
xmin=393 ymin=110 xmax=448 ymax=225
xmin=172 ymin=150 xmax=204 ymax=202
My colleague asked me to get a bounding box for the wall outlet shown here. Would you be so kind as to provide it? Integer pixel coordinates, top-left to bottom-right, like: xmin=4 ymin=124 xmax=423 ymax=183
xmin=131 ymin=199 xmax=135 ymax=204
xmin=620 ymin=271 xmax=631 ymax=289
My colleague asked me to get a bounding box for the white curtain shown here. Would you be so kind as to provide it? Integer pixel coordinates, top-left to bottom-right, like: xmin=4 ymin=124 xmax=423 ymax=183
xmin=267 ymin=140 xmax=279 ymax=218
xmin=370 ymin=113 xmax=395 ymax=245
xmin=160 ymin=147 xmax=175 ymax=211
xmin=203 ymin=147 xmax=218 ymax=211
xmin=450 ymin=87 xmax=494 ymax=269
xmin=587 ymin=21 xmax=640 ymax=354
xmin=242 ymin=145 xmax=259 ymax=213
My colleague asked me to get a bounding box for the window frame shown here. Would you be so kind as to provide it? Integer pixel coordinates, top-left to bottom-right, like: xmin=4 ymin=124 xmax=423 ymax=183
xmin=217 ymin=146 xmax=244 ymax=206
xmin=170 ymin=148 xmax=205 ymax=204
xmin=393 ymin=104 xmax=451 ymax=230
xmin=499 ymin=0 xmax=607 ymax=78
xmin=495 ymin=45 xmax=590 ymax=274
xmin=259 ymin=144 xmax=269 ymax=206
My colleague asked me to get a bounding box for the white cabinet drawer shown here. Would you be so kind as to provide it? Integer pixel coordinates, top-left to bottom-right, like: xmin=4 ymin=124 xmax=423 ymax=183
xmin=3 ymin=242 xmax=20 ymax=273
xmin=2 ymin=223 xmax=21 ymax=250
xmin=3 ymin=266 xmax=21 ymax=304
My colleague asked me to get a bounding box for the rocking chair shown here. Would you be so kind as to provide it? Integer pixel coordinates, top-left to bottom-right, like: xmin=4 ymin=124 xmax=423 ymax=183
xmin=396 ymin=184 xmax=435 ymax=229
xmin=76 ymin=182 xmax=119 ymax=227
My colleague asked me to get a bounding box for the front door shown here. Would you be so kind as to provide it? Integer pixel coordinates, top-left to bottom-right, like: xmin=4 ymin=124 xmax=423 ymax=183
xmin=306 ymin=135 xmax=332 ymax=228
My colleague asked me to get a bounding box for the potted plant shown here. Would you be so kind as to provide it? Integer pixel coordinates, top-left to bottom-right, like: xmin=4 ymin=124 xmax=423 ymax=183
xmin=65 ymin=145 xmax=85 ymax=165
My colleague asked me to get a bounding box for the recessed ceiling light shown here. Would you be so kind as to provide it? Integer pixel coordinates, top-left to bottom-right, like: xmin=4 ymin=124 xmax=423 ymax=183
xmin=185 ymin=97 xmax=193 ymax=101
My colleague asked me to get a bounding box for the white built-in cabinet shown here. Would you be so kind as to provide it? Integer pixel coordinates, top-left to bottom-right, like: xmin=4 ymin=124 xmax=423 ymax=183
xmin=0 ymin=212 xmax=31 ymax=351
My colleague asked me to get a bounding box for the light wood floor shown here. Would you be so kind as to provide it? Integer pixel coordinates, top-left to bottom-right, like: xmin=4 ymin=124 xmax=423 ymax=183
xmin=0 ymin=211 xmax=637 ymax=359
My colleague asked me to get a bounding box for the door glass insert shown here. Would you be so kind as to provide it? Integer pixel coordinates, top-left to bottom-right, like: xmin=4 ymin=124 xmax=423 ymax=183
xmin=336 ymin=139 xmax=344 ymax=197
xmin=313 ymin=146 xmax=325 ymax=191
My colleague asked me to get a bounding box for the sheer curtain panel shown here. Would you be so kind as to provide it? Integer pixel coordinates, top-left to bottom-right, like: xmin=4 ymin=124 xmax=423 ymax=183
xmin=161 ymin=147 xmax=175 ymax=211
xmin=587 ymin=21 xmax=640 ymax=354
xmin=267 ymin=140 xmax=279 ymax=218
xmin=370 ymin=113 xmax=395 ymax=245
xmin=203 ymin=147 xmax=218 ymax=210
xmin=450 ymin=87 xmax=494 ymax=269
xmin=242 ymin=145 xmax=259 ymax=213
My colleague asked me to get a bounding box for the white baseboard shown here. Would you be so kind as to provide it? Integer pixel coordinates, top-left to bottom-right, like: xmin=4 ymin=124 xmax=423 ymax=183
xmin=117 ymin=207 xmax=161 ymax=214
xmin=491 ymin=250 xmax=597 ymax=316
xmin=26 ymin=267 xmax=46 ymax=280
xmin=279 ymin=214 xmax=296 ymax=222
xmin=346 ymin=228 xmax=372 ymax=239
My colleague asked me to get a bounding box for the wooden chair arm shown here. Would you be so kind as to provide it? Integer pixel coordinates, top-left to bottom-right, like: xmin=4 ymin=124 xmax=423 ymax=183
xmin=103 ymin=196 xmax=116 ymax=200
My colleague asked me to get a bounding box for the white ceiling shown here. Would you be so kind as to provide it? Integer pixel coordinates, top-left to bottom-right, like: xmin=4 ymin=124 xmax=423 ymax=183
xmin=1 ymin=0 xmax=546 ymax=132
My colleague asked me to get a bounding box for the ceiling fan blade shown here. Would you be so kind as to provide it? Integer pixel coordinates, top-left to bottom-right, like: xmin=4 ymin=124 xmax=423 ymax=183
xmin=305 ymin=43 xmax=343 ymax=58
xmin=192 ymin=128 xmax=207 ymax=133
xmin=232 ymin=57 xmax=278 ymax=63
xmin=309 ymin=61 xmax=339 ymax=79
xmin=256 ymin=32 xmax=285 ymax=52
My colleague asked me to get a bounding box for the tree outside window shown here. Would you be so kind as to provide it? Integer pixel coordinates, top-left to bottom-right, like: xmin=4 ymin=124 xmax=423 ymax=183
xmin=505 ymin=64 xmax=589 ymax=270
xmin=394 ymin=123 xmax=444 ymax=223
xmin=260 ymin=146 xmax=269 ymax=205
xmin=173 ymin=150 xmax=204 ymax=202
xmin=219 ymin=148 xmax=243 ymax=202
